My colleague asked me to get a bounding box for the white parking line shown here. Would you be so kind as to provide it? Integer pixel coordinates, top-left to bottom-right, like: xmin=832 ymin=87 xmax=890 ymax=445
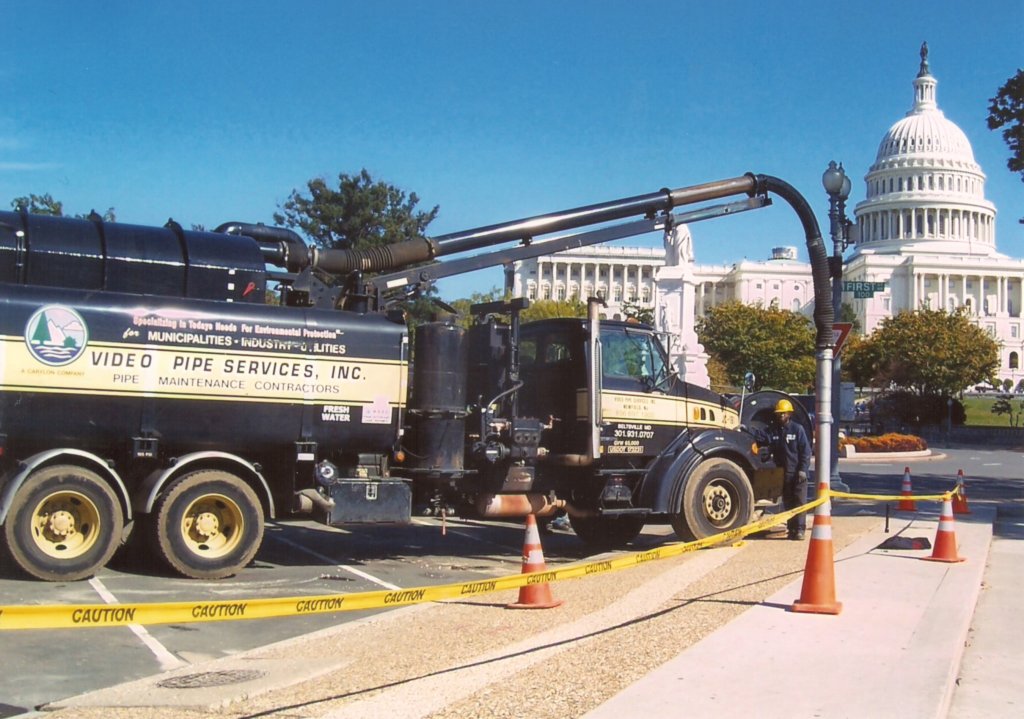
xmin=88 ymin=577 xmax=187 ymax=671
xmin=267 ymin=533 xmax=402 ymax=590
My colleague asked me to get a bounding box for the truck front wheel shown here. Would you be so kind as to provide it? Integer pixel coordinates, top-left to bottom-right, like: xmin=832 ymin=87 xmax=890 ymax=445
xmin=152 ymin=470 xmax=264 ymax=579
xmin=670 ymin=458 xmax=754 ymax=542
xmin=2 ymin=464 xmax=123 ymax=581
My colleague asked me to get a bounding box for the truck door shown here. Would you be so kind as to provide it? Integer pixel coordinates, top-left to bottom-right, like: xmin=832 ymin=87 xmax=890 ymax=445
xmin=599 ymin=325 xmax=680 ymax=457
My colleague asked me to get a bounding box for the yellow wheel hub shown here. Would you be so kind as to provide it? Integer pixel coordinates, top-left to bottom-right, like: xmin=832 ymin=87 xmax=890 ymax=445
xmin=30 ymin=491 xmax=102 ymax=559
xmin=180 ymin=494 xmax=244 ymax=558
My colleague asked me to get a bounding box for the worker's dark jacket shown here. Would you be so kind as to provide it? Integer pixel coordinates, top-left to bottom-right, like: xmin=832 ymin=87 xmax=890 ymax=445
xmin=753 ymin=419 xmax=811 ymax=477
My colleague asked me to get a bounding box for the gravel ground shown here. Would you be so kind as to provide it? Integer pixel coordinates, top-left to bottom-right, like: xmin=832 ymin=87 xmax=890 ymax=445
xmin=43 ymin=515 xmax=881 ymax=719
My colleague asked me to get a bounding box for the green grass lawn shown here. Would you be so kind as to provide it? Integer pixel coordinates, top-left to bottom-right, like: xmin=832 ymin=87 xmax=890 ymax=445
xmin=961 ymin=395 xmax=1024 ymax=427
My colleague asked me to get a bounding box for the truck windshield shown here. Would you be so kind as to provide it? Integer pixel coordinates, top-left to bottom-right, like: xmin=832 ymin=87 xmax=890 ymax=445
xmin=601 ymin=327 xmax=670 ymax=389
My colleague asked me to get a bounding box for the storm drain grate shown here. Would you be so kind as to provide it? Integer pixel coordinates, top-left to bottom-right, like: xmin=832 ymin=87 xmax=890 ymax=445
xmin=157 ymin=669 xmax=265 ymax=689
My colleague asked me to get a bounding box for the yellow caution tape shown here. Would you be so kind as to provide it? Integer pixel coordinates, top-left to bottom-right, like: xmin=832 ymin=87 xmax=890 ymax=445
xmin=1 ymin=479 xmax=959 ymax=631
xmin=0 ymin=496 xmax=826 ymax=631
xmin=830 ymin=487 xmax=956 ymax=503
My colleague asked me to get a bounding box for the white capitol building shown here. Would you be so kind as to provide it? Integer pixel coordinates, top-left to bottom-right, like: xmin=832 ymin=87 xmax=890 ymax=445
xmin=510 ymin=45 xmax=1023 ymax=387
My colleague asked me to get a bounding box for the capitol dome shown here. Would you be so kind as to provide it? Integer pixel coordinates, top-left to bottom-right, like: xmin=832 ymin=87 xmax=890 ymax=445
xmin=853 ymin=44 xmax=996 ymax=256
xmin=876 ymin=108 xmax=976 ymax=166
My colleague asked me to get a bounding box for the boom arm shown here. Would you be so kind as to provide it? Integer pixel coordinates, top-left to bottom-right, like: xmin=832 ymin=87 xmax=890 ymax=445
xmin=218 ymin=172 xmax=833 ymax=348
xmin=371 ymin=196 xmax=768 ymax=296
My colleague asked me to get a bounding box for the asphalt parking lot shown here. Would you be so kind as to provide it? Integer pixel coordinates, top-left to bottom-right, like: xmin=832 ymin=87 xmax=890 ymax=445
xmin=0 ymin=513 xmax=656 ymax=715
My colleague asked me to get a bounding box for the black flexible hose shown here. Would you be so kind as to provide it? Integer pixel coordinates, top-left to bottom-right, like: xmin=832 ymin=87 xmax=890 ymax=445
xmin=754 ymin=174 xmax=834 ymax=349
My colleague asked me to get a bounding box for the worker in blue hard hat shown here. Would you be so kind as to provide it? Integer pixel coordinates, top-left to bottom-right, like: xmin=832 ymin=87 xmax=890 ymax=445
xmin=746 ymin=398 xmax=812 ymax=540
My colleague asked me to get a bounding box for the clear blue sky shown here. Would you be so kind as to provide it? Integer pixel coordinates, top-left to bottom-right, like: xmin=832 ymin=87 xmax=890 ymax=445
xmin=2 ymin=1 xmax=1021 ymax=299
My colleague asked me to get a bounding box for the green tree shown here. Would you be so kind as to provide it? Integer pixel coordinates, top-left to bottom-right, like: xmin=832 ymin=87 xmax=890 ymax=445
xmin=447 ymin=288 xmax=505 ymax=328
xmin=519 ymin=297 xmax=587 ymax=323
xmin=988 ymin=69 xmax=1024 ymax=186
xmin=696 ymin=301 xmax=815 ymax=392
xmin=273 ymin=169 xmax=440 ymax=330
xmin=705 ymin=355 xmax=733 ymax=394
xmin=619 ymin=299 xmax=655 ymax=325
xmin=863 ymin=308 xmax=998 ymax=397
xmin=10 ymin=193 xmax=116 ymax=221
xmin=274 ymin=168 xmax=439 ymax=250
xmin=991 ymin=394 xmax=1024 ymax=427
xmin=838 ymin=301 xmax=861 ymax=334
xmin=843 ymin=334 xmax=884 ymax=388
xmin=11 ymin=193 xmax=62 ymax=215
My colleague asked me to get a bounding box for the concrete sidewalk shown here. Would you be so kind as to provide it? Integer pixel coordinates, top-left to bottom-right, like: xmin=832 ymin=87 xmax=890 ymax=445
xmin=584 ymin=507 xmax=993 ymax=719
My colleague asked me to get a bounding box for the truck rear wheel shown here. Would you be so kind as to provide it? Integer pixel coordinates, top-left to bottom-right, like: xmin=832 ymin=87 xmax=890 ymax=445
xmin=670 ymin=458 xmax=754 ymax=542
xmin=2 ymin=464 xmax=123 ymax=581
xmin=152 ymin=470 xmax=264 ymax=579
xmin=569 ymin=515 xmax=645 ymax=549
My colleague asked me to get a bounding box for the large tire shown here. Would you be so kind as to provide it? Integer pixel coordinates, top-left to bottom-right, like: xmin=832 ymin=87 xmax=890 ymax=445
xmin=570 ymin=514 xmax=645 ymax=550
xmin=670 ymin=458 xmax=754 ymax=542
xmin=152 ymin=470 xmax=263 ymax=579
xmin=2 ymin=464 xmax=123 ymax=581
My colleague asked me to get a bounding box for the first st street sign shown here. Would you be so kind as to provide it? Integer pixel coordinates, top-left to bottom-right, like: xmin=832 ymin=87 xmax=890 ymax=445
xmin=843 ymin=281 xmax=886 ymax=298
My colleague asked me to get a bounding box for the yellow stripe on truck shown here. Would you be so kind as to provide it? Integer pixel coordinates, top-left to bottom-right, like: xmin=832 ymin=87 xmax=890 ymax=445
xmin=0 ymin=337 xmax=406 ymax=406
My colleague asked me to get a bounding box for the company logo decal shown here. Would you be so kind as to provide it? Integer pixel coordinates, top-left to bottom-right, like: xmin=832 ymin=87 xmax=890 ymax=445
xmin=25 ymin=305 xmax=89 ymax=366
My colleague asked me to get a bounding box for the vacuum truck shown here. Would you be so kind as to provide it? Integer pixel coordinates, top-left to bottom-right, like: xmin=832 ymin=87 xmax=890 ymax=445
xmin=0 ymin=172 xmax=831 ymax=581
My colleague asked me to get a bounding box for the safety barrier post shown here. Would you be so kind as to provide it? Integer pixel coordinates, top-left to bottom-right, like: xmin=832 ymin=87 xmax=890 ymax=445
xmin=897 ymin=466 xmax=917 ymax=511
xmin=951 ymin=469 xmax=971 ymax=515
xmin=507 ymin=514 xmax=564 ymax=609
xmin=922 ymin=496 xmax=966 ymax=563
xmin=792 ymin=481 xmax=842 ymax=615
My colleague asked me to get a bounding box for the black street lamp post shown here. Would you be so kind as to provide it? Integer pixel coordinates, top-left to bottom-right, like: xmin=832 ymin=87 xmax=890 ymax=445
xmin=822 ymin=161 xmax=852 ymax=492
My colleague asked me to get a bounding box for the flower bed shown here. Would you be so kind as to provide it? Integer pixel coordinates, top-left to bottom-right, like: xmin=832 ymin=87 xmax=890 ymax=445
xmin=840 ymin=433 xmax=928 ymax=453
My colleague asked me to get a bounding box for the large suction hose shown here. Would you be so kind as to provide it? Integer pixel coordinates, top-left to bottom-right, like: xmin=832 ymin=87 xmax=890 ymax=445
xmin=750 ymin=174 xmax=835 ymax=497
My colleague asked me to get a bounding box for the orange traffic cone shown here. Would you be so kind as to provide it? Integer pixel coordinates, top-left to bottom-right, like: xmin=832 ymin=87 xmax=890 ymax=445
xmin=507 ymin=514 xmax=564 ymax=610
xmin=922 ymin=497 xmax=965 ymax=563
xmin=897 ymin=466 xmax=917 ymax=511
xmin=792 ymin=482 xmax=842 ymax=615
xmin=952 ymin=469 xmax=971 ymax=515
